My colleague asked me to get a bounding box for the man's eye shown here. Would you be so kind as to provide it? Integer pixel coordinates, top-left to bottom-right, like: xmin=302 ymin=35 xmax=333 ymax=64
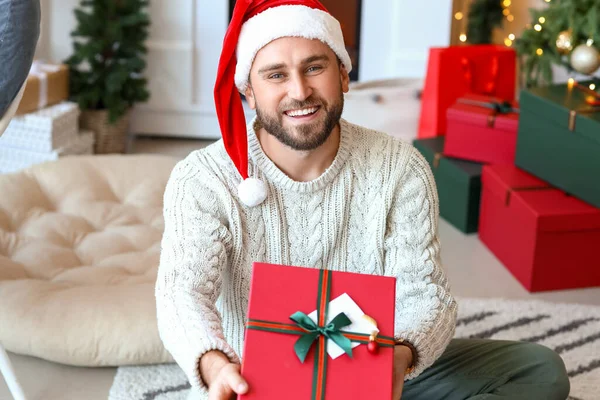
xmin=269 ymin=73 xmax=284 ymax=79
xmin=307 ymin=66 xmax=322 ymax=73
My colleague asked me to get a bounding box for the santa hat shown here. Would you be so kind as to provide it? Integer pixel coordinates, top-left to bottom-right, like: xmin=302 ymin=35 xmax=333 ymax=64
xmin=214 ymin=0 xmax=352 ymax=207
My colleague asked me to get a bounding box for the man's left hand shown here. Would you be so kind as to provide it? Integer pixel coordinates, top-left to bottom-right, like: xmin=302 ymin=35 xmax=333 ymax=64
xmin=392 ymin=345 xmax=413 ymax=400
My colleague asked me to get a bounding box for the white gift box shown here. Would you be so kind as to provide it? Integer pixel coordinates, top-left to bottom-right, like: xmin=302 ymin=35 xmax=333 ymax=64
xmin=0 ymin=102 xmax=80 ymax=152
xmin=0 ymin=130 xmax=95 ymax=174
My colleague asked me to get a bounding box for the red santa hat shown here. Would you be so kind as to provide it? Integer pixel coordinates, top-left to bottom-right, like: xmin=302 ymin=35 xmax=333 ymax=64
xmin=214 ymin=0 xmax=352 ymax=207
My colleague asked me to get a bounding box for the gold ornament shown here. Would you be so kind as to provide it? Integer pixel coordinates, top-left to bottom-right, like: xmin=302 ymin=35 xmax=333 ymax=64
xmin=570 ymin=43 xmax=600 ymax=75
xmin=556 ymin=30 xmax=574 ymax=54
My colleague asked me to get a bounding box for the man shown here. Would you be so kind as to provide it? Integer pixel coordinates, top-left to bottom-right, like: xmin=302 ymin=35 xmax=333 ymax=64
xmin=156 ymin=1 xmax=570 ymax=399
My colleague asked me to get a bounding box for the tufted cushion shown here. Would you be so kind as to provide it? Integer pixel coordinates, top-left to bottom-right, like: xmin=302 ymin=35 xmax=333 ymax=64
xmin=0 ymin=154 xmax=178 ymax=366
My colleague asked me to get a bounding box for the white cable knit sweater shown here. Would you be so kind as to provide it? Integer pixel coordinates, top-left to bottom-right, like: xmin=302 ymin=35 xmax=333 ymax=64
xmin=156 ymin=118 xmax=457 ymax=395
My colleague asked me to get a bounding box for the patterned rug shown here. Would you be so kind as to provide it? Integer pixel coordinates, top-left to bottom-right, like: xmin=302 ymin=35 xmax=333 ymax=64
xmin=108 ymin=298 xmax=600 ymax=400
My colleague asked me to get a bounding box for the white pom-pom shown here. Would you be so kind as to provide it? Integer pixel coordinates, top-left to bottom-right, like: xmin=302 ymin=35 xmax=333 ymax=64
xmin=238 ymin=178 xmax=267 ymax=207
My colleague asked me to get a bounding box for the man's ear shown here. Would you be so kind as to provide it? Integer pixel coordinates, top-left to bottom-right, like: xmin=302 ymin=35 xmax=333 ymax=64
xmin=244 ymin=82 xmax=256 ymax=110
xmin=340 ymin=64 xmax=350 ymax=93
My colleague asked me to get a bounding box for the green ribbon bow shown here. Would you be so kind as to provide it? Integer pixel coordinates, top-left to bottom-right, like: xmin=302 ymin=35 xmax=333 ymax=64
xmin=289 ymin=311 xmax=353 ymax=363
xmin=458 ymin=98 xmax=520 ymax=114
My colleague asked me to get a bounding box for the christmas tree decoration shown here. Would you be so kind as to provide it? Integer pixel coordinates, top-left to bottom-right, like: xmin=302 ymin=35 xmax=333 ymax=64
xmin=515 ymin=0 xmax=600 ymax=88
xmin=570 ymin=42 xmax=600 ymax=75
xmin=555 ymin=30 xmax=574 ymax=54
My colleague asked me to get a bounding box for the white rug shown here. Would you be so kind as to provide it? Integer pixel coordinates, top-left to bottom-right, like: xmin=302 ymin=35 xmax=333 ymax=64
xmin=109 ymin=298 xmax=600 ymax=400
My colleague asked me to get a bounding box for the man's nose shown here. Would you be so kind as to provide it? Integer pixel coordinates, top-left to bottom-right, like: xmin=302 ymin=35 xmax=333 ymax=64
xmin=288 ymin=74 xmax=313 ymax=101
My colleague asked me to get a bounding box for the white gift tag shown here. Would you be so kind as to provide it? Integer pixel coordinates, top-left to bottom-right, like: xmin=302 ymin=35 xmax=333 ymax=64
xmin=307 ymin=293 xmax=379 ymax=360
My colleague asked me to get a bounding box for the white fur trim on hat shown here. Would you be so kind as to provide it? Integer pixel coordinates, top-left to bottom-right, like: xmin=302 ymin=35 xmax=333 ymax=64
xmin=235 ymin=5 xmax=352 ymax=93
xmin=238 ymin=177 xmax=267 ymax=207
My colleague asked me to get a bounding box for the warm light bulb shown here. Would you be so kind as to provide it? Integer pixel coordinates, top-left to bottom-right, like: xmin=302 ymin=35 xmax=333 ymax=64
xmin=590 ymin=84 xmax=597 ymax=90
xmin=587 ymin=38 xmax=595 ymax=46
xmin=504 ymin=38 xmax=513 ymax=46
xmin=539 ymin=17 xmax=546 ymax=23
xmin=503 ymin=0 xmax=511 ymax=7
xmin=536 ymin=48 xmax=544 ymax=55
xmin=503 ymin=8 xmax=510 ymax=16
xmin=507 ymin=15 xmax=514 ymax=22
xmin=544 ymin=0 xmax=551 ymax=2
xmin=534 ymin=24 xmax=542 ymax=31
xmin=459 ymin=34 xmax=467 ymax=42
xmin=508 ymin=34 xmax=515 ymax=40
xmin=455 ymin=12 xmax=463 ymax=20
xmin=568 ymin=78 xmax=575 ymax=89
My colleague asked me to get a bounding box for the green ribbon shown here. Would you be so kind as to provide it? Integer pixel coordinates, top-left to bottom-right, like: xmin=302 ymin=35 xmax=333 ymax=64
xmin=458 ymin=98 xmax=520 ymax=114
xmin=289 ymin=311 xmax=353 ymax=363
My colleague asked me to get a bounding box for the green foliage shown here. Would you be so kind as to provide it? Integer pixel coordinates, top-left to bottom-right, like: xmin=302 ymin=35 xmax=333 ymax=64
xmin=515 ymin=0 xmax=600 ymax=88
xmin=467 ymin=0 xmax=506 ymax=45
xmin=64 ymin=0 xmax=151 ymax=123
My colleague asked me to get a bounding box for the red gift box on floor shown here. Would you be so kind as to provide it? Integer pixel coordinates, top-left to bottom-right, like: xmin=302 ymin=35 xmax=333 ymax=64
xmin=240 ymin=263 xmax=396 ymax=400
xmin=444 ymin=94 xmax=519 ymax=165
xmin=479 ymin=165 xmax=600 ymax=292
xmin=418 ymin=45 xmax=516 ymax=139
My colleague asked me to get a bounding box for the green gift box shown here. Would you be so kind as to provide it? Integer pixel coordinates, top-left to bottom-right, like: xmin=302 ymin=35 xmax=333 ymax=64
xmin=515 ymin=81 xmax=600 ymax=208
xmin=413 ymin=137 xmax=483 ymax=233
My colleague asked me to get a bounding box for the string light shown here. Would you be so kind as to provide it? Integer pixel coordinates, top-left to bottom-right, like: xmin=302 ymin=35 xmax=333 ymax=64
xmin=587 ymin=38 xmax=595 ymax=46
xmin=536 ymin=48 xmax=544 ymax=55
xmin=544 ymin=0 xmax=551 ymax=2
xmin=591 ymin=84 xmax=597 ymax=90
xmin=504 ymin=38 xmax=513 ymax=46
xmin=539 ymin=17 xmax=546 ymax=23
xmin=568 ymin=78 xmax=575 ymax=89
xmin=509 ymin=34 xmax=515 ymax=40
xmin=455 ymin=12 xmax=463 ymax=20
xmin=534 ymin=24 xmax=542 ymax=31
xmin=460 ymin=34 xmax=467 ymax=42
xmin=503 ymin=8 xmax=510 ymax=16
xmin=507 ymin=15 xmax=514 ymax=22
xmin=503 ymin=0 xmax=511 ymax=7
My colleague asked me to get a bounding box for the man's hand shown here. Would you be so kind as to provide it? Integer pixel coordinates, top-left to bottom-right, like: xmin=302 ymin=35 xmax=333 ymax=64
xmin=200 ymin=350 xmax=249 ymax=400
xmin=392 ymin=345 xmax=413 ymax=400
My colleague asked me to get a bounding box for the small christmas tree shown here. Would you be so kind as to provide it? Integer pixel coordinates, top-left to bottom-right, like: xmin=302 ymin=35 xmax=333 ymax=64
xmin=466 ymin=0 xmax=506 ymax=45
xmin=65 ymin=0 xmax=151 ymax=123
xmin=515 ymin=0 xmax=600 ymax=88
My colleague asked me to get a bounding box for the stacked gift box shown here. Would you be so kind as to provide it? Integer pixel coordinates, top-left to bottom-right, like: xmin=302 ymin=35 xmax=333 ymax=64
xmin=414 ymin=44 xmax=600 ymax=292
xmin=0 ymin=61 xmax=95 ymax=174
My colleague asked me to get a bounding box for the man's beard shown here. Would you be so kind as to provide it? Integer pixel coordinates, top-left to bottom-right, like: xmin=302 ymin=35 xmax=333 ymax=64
xmin=255 ymin=89 xmax=344 ymax=151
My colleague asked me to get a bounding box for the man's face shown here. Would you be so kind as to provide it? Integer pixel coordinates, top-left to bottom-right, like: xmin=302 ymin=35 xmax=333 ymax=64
xmin=245 ymin=37 xmax=350 ymax=151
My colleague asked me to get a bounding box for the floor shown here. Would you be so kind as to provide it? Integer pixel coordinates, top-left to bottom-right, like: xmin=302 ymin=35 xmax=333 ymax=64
xmin=2 ymin=134 xmax=600 ymax=400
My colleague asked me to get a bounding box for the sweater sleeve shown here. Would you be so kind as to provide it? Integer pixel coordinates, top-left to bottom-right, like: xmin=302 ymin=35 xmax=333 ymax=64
xmin=383 ymin=145 xmax=458 ymax=380
xmin=155 ymin=157 xmax=239 ymax=393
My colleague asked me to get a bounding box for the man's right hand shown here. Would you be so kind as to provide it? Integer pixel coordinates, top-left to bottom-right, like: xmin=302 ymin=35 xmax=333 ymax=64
xmin=200 ymin=350 xmax=249 ymax=400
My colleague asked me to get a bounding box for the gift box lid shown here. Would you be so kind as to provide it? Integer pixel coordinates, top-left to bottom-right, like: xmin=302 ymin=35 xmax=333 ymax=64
xmin=447 ymin=93 xmax=519 ymax=132
xmin=413 ymin=138 xmax=483 ymax=183
xmin=482 ymin=165 xmax=600 ymax=232
xmin=519 ymin=81 xmax=600 ymax=146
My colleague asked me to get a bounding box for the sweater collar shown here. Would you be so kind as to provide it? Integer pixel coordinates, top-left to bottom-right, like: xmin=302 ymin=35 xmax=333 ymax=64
xmin=247 ymin=117 xmax=352 ymax=193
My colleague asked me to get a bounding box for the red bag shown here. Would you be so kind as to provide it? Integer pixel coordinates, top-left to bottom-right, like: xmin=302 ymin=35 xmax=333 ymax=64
xmin=444 ymin=94 xmax=519 ymax=164
xmin=418 ymin=45 xmax=517 ymax=139
xmin=479 ymin=165 xmax=600 ymax=292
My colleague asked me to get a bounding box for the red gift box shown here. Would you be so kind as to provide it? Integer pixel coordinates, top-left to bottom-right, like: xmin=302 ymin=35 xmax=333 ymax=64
xmin=240 ymin=263 xmax=396 ymax=400
xmin=444 ymin=94 xmax=519 ymax=164
xmin=418 ymin=45 xmax=516 ymax=139
xmin=479 ymin=165 xmax=600 ymax=292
